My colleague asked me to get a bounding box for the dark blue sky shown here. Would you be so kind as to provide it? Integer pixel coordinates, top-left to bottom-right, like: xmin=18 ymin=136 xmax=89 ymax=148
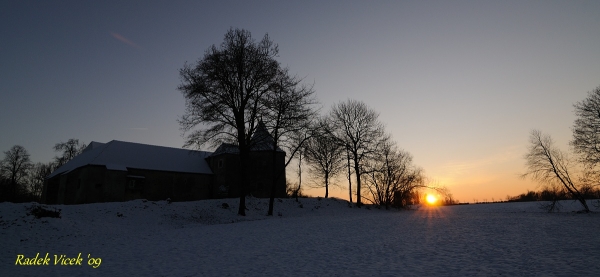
xmin=2 ymin=1 xmax=600 ymax=201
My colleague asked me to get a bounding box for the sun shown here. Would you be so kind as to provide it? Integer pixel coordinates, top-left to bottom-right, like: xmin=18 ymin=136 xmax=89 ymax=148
xmin=426 ymin=194 xmax=437 ymax=205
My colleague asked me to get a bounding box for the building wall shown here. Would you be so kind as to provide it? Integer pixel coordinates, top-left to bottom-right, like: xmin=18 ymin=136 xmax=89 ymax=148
xmin=42 ymin=149 xmax=286 ymax=204
xmin=51 ymin=165 xmax=127 ymax=204
xmin=207 ymin=150 xmax=287 ymax=198
xmin=125 ymin=168 xmax=211 ymax=201
xmin=207 ymin=153 xmax=240 ymax=198
xmin=42 ymin=176 xmax=60 ymax=204
xmin=44 ymin=166 xmax=212 ymax=204
xmin=248 ymin=151 xmax=286 ymax=198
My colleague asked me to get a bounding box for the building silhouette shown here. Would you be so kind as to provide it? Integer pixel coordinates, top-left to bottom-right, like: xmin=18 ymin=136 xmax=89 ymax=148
xmin=42 ymin=126 xmax=286 ymax=204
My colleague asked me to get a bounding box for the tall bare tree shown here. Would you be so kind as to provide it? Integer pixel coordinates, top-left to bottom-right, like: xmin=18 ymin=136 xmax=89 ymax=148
xmin=571 ymin=86 xmax=600 ymax=179
xmin=0 ymin=145 xmax=33 ymax=201
xmin=261 ymin=70 xmax=317 ymax=215
xmin=523 ymin=130 xmax=590 ymax=212
xmin=178 ymin=28 xmax=281 ymax=216
xmin=304 ymin=118 xmax=345 ymax=198
xmin=330 ymin=99 xmax=385 ymax=206
xmin=53 ymin=139 xmax=87 ymax=168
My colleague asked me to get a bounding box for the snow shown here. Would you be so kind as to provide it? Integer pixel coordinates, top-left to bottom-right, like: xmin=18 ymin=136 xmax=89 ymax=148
xmin=2 ymin=198 xmax=600 ymax=276
xmin=48 ymin=140 xmax=213 ymax=179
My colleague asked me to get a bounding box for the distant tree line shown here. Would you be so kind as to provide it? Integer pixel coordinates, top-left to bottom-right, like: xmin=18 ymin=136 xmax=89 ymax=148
xmin=507 ymin=186 xmax=600 ymax=203
xmin=523 ymin=85 xmax=600 ymax=212
xmin=0 ymin=139 xmax=86 ymax=203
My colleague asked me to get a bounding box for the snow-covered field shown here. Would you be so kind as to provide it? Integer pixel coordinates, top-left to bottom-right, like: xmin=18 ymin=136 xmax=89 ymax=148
xmin=1 ymin=197 xmax=599 ymax=276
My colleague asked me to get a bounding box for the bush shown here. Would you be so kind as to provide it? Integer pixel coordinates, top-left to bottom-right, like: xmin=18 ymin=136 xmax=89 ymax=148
xmin=27 ymin=204 xmax=61 ymax=219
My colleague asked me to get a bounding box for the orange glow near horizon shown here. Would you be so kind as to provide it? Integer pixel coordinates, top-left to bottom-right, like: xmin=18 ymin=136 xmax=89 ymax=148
xmin=299 ymin=174 xmax=539 ymax=204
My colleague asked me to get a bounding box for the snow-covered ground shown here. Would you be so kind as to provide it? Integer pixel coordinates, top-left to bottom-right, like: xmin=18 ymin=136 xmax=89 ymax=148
xmin=1 ymin=197 xmax=599 ymax=276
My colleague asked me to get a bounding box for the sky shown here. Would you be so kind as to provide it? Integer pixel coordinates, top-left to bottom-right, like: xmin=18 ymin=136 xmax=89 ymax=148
xmin=1 ymin=0 xmax=600 ymax=203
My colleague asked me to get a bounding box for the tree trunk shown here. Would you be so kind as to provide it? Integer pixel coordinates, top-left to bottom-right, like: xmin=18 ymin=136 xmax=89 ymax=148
xmin=353 ymin=152 xmax=362 ymax=207
xmin=325 ymin=171 xmax=329 ymax=198
xmin=567 ymin=184 xmax=590 ymax=212
xmin=268 ymin=147 xmax=278 ymax=216
xmin=296 ymin=153 xmax=302 ymax=202
xmin=346 ymin=150 xmax=352 ymax=203
xmin=238 ymin=145 xmax=249 ymax=216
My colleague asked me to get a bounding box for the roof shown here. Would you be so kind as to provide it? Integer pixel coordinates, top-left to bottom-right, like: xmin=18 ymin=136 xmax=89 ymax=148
xmin=250 ymin=122 xmax=284 ymax=152
xmin=47 ymin=140 xmax=213 ymax=179
xmin=210 ymin=143 xmax=240 ymax=156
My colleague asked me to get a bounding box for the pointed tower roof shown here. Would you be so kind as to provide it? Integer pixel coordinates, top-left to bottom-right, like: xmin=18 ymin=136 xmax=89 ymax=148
xmin=209 ymin=122 xmax=284 ymax=157
xmin=250 ymin=121 xmax=278 ymax=151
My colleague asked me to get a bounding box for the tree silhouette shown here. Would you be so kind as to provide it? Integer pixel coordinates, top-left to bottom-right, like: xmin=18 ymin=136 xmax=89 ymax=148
xmin=330 ymin=99 xmax=385 ymax=206
xmin=364 ymin=138 xmax=424 ymax=209
xmin=571 ymin=85 xmax=600 ymax=179
xmin=178 ymin=28 xmax=285 ymax=216
xmin=304 ymin=118 xmax=344 ymax=198
xmin=53 ymin=139 xmax=87 ymax=168
xmin=27 ymin=162 xmax=53 ymax=201
xmin=262 ymin=70 xmax=317 ymax=215
xmin=304 ymin=117 xmax=345 ymax=198
xmin=0 ymin=145 xmax=32 ymax=201
xmin=523 ymin=130 xmax=590 ymax=212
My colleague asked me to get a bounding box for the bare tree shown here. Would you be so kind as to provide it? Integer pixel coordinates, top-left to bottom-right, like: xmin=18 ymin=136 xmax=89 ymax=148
xmin=287 ymin=130 xmax=310 ymax=201
xmin=330 ymin=99 xmax=385 ymax=206
xmin=53 ymin=139 xmax=87 ymax=168
xmin=363 ymin=138 xmax=399 ymax=207
xmin=363 ymin=139 xmax=425 ymax=209
xmin=571 ymin=85 xmax=600 ymax=181
xmin=523 ymin=130 xmax=590 ymax=212
xmin=0 ymin=145 xmax=33 ymax=201
xmin=27 ymin=162 xmax=53 ymax=201
xmin=178 ymin=28 xmax=281 ymax=216
xmin=261 ymin=70 xmax=317 ymax=215
xmin=304 ymin=118 xmax=345 ymax=198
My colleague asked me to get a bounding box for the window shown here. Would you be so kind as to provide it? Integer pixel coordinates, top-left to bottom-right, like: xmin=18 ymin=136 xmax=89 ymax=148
xmin=126 ymin=175 xmax=145 ymax=190
xmin=128 ymin=179 xmax=136 ymax=189
xmin=218 ymin=159 xmax=224 ymax=169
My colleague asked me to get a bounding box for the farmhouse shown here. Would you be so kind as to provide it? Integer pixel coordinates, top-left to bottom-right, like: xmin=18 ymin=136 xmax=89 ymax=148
xmin=42 ymin=129 xmax=286 ymax=204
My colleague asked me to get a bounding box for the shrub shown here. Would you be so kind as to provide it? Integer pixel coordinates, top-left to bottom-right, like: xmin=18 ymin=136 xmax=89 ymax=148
xmin=27 ymin=205 xmax=61 ymax=219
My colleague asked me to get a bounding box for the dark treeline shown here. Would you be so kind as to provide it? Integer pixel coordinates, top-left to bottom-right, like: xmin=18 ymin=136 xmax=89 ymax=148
xmin=507 ymin=186 xmax=600 ymax=203
xmin=0 ymin=139 xmax=86 ymax=203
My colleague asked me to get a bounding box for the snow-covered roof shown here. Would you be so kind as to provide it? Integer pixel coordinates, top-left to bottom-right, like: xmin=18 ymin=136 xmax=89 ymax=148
xmin=47 ymin=140 xmax=213 ymax=179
